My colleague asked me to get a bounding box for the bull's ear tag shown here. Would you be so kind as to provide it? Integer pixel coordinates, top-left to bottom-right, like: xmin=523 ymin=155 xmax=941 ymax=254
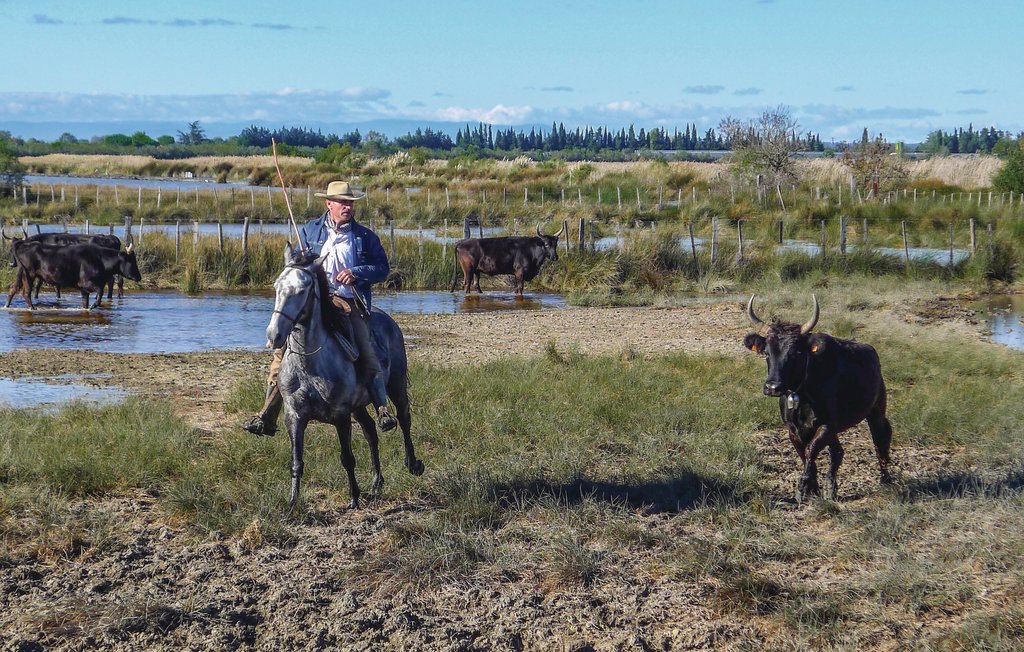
xmin=786 ymin=392 xmax=800 ymax=410
xmin=753 ymin=343 xmax=762 ymax=354
xmin=810 ymin=342 xmax=820 ymax=353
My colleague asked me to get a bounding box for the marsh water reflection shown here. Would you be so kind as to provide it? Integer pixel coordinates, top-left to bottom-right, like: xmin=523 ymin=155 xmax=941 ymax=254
xmin=975 ymin=294 xmax=1024 ymax=351
xmin=0 ymin=375 xmax=129 ymax=410
xmin=0 ymin=290 xmax=566 ymax=353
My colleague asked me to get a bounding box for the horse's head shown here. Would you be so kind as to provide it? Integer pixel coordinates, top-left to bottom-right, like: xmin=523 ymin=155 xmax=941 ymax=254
xmin=266 ymin=243 xmax=326 ymax=349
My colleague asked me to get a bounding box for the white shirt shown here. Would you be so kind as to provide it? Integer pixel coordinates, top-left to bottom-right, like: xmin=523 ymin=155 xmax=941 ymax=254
xmin=321 ymin=221 xmax=357 ymax=298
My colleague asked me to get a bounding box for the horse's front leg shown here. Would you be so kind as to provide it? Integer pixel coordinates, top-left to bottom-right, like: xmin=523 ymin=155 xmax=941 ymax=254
xmin=335 ymin=414 xmax=360 ymax=509
xmin=286 ymin=411 xmax=309 ymax=512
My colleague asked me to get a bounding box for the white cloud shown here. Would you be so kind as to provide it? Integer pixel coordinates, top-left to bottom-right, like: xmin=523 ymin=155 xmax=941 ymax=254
xmin=431 ymin=104 xmax=534 ymax=124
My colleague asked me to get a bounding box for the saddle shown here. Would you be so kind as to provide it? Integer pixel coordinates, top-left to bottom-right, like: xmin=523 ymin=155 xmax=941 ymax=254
xmin=325 ymin=297 xmax=390 ymax=371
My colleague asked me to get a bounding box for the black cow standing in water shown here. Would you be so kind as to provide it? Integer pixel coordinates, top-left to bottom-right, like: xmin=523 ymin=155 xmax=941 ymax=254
xmin=742 ymin=295 xmax=893 ymax=501
xmin=6 ymin=241 xmax=141 ymax=310
xmin=3 ymin=230 xmax=125 ymax=300
xmin=451 ymin=224 xmax=564 ymax=295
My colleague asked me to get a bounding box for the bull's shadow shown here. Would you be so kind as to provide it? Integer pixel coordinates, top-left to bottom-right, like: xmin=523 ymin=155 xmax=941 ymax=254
xmin=898 ymin=466 xmax=1024 ymax=502
xmin=486 ymin=471 xmax=749 ymax=514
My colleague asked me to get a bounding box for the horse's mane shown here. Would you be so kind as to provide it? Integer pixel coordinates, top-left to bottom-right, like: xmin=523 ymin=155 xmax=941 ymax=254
xmin=312 ymin=264 xmax=347 ymax=332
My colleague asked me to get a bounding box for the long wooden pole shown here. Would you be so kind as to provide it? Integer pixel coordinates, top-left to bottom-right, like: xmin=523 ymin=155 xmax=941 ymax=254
xmin=272 ymin=138 xmax=303 ymax=250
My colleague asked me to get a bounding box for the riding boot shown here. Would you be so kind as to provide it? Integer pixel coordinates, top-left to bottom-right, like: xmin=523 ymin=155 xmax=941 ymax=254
xmin=370 ymin=375 xmax=397 ymax=431
xmin=243 ymin=382 xmax=282 ymax=436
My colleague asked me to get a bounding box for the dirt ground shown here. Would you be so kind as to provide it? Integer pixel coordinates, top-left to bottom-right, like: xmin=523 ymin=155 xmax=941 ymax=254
xmin=0 ymin=297 xmax=1006 ymax=650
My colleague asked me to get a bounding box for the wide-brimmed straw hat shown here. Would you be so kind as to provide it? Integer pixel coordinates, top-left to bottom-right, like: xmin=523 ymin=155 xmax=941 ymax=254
xmin=314 ymin=181 xmax=365 ymax=201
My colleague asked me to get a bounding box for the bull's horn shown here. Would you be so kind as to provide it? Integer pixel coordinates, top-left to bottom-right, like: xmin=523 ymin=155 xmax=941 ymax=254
xmin=553 ymin=222 xmax=565 ymax=238
xmin=126 ymin=242 xmax=134 ymax=253
xmin=799 ymin=294 xmax=819 ymax=335
xmin=21 ymin=227 xmax=28 ymax=239
xmin=536 ymin=224 xmax=544 ymax=237
xmin=746 ymin=294 xmax=765 ymax=327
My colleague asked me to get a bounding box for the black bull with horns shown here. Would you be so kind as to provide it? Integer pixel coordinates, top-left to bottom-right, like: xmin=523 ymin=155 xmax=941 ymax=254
xmin=451 ymin=224 xmax=564 ymax=295
xmin=742 ymin=295 xmax=893 ymax=500
xmin=3 ymin=229 xmax=125 ymax=300
xmin=4 ymin=240 xmax=141 ymax=310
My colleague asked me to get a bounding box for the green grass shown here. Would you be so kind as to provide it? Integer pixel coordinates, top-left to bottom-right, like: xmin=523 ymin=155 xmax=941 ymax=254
xmin=2 ymin=324 xmax=1023 ymax=647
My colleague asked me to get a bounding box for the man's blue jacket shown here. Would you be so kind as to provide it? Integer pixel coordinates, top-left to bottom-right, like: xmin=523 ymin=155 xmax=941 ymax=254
xmin=298 ymin=212 xmax=389 ymax=310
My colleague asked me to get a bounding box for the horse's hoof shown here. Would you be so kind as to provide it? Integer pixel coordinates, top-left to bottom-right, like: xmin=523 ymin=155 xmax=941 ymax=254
xmin=409 ymin=459 xmax=425 ymax=476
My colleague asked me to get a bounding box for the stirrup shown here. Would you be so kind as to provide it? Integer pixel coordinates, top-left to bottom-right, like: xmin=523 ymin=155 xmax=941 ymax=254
xmin=243 ymin=415 xmax=276 ymax=436
xmin=376 ymin=406 xmax=398 ymax=432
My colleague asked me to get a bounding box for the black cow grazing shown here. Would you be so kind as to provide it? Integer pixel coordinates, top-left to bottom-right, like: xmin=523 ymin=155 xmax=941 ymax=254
xmin=451 ymin=224 xmax=565 ymax=295
xmin=742 ymin=295 xmax=893 ymax=501
xmin=2 ymin=229 xmax=125 ymax=300
xmin=5 ymin=241 xmax=141 ymax=310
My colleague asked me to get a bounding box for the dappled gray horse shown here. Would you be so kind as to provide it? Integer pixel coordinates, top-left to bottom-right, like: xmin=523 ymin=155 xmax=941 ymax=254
xmin=265 ymin=243 xmax=424 ymax=510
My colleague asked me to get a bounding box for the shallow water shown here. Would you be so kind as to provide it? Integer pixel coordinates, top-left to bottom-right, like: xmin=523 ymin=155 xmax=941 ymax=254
xmin=0 ymin=290 xmax=566 ymax=353
xmin=0 ymin=375 xmax=129 ymax=411
xmin=974 ymin=295 xmax=1024 ymax=351
xmin=26 ymin=174 xmax=255 ymax=192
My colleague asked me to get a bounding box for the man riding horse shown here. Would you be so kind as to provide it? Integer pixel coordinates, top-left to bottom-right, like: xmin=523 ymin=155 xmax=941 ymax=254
xmin=244 ymin=180 xmax=398 ymax=436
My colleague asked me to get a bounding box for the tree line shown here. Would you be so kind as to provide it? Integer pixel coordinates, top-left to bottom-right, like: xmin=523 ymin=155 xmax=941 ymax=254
xmin=917 ymin=124 xmax=1022 ymax=156
xmin=4 ymin=120 xmax=825 ymax=160
xmin=3 ymin=119 xmax=1020 ymax=166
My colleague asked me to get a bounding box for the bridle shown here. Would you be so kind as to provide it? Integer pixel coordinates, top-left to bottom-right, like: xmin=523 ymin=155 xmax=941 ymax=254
xmin=273 ymin=264 xmax=326 ymax=356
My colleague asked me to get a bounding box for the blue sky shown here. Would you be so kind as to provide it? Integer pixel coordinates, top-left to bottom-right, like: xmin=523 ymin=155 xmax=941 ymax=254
xmin=2 ymin=0 xmax=1020 ymax=142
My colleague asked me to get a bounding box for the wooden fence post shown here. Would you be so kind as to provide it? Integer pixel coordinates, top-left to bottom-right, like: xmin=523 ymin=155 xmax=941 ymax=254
xmin=839 ymin=216 xmax=846 ymax=255
xmin=217 ymin=222 xmax=224 ymax=252
xmin=175 ymin=220 xmax=181 ymax=262
xmin=688 ymin=223 xmax=697 ymax=263
xmin=969 ymin=218 xmax=976 ymax=255
xmin=948 ymin=221 xmax=955 ymax=267
xmin=820 ymin=220 xmax=826 ymax=260
xmin=710 ymin=218 xmax=718 ymax=264
xmin=241 ymin=217 xmax=250 ymax=263
xmin=577 ymin=218 xmax=584 ymax=253
xmin=737 ymin=220 xmax=744 ymax=260
xmin=901 ymin=221 xmax=910 ymax=266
